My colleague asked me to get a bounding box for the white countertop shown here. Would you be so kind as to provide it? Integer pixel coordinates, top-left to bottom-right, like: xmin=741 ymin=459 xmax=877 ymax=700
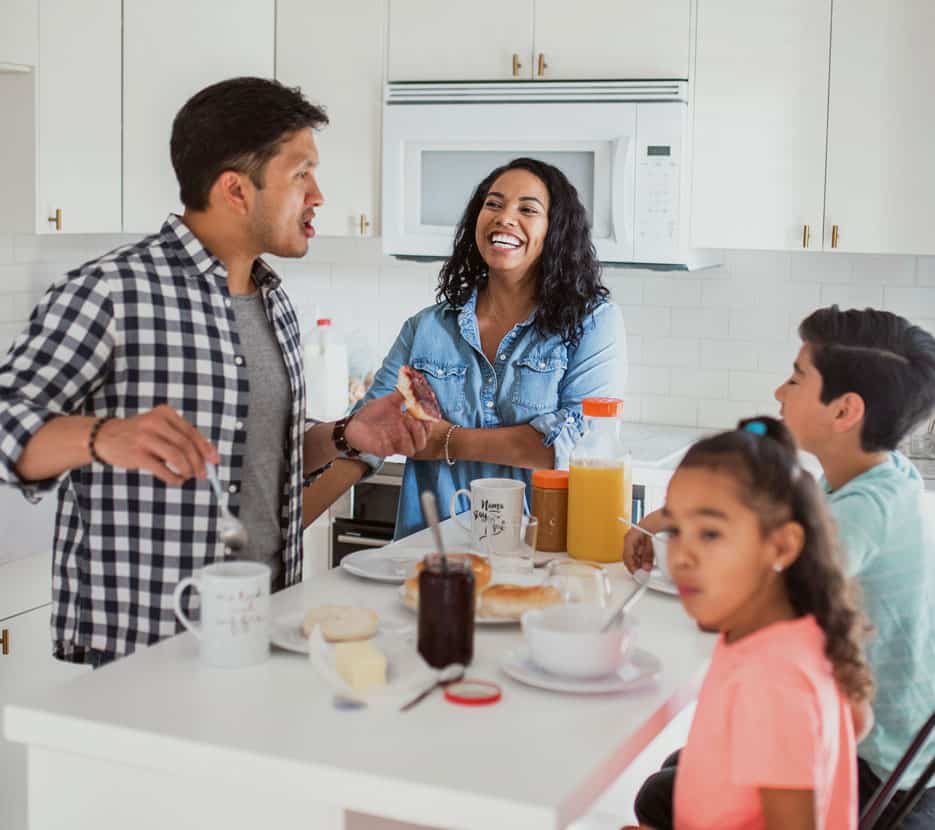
xmin=4 ymin=520 xmax=715 ymax=830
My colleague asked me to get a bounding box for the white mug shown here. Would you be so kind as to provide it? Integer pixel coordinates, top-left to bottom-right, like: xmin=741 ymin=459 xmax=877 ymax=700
xmin=449 ymin=478 xmax=526 ymax=554
xmin=172 ymin=561 xmax=271 ymax=668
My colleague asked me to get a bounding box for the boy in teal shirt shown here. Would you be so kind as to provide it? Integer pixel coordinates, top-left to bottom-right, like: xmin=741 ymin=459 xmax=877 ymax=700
xmin=626 ymin=306 xmax=935 ymax=829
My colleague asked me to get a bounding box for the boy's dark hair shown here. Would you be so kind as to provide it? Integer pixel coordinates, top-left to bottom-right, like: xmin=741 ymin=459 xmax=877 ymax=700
xmin=679 ymin=415 xmax=874 ymax=704
xmin=170 ymin=77 xmax=328 ymax=211
xmin=799 ymin=305 xmax=935 ymax=451
xmin=437 ymin=157 xmax=608 ymax=347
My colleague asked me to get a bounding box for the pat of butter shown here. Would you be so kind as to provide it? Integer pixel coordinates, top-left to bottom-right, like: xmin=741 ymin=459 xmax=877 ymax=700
xmin=334 ymin=640 xmax=387 ymax=694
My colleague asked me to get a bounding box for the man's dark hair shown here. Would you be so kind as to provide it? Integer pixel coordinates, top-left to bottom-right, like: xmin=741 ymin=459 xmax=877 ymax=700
xmin=170 ymin=77 xmax=328 ymax=211
xmin=799 ymin=306 xmax=935 ymax=451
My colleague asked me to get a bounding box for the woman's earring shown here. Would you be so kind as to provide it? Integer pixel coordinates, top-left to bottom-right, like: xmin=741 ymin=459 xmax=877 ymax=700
xmin=773 ymin=563 xmax=784 ymax=573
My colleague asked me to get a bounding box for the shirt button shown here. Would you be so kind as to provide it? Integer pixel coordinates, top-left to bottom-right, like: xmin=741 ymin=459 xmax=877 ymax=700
xmin=228 ymin=483 xmax=238 ymax=494
xmin=234 ymin=355 xmax=244 ymax=366
xmin=236 ymin=420 xmax=244 ymax=430
xmin=538 ymin=361 xmax=546 ymax=369
xmin=498 ymin=353 xmax=506 ymax=361
xmin=225 ymin=299 xmax=232 ymax=308
xmin=485 ymin=401 xmax=494 ymax=409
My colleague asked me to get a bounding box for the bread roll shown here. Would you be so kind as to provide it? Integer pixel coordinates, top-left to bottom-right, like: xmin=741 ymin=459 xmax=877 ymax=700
xmin=301 ymin=605 xmax=379 ymax=642
xmin=409 ymin=553 xmax=492 ymax=592
xmin=478 ymin=584 xmax=561 ymax=620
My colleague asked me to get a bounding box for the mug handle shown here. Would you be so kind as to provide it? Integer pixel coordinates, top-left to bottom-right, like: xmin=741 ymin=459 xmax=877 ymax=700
xmin=172 ymin=576 xmax=203 ymax=640
xmin=449 ymin=488 xmax=473 ymax=534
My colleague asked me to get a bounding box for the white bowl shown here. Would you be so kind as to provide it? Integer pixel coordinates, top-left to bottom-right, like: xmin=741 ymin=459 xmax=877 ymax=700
xmin=521 ymin=604 xmax=634 ymax=679
xmin=651 ymin=534 xmax=670 ymax=581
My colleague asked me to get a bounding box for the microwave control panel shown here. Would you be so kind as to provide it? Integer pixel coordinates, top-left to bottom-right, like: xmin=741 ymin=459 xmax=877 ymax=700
xmin=634 ymin=104 xmax=684 ymax=263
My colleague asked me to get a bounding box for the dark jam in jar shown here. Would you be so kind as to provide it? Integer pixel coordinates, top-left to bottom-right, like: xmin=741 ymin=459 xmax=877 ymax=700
xmin=417 ymin=553 xmax=475 ymax=669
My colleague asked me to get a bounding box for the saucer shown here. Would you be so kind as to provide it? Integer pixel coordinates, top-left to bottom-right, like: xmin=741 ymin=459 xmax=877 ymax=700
xmin=634 ymin=567 xmax=679 ymax=596
xmin=500 ymin=646 xmax=661 ymax=694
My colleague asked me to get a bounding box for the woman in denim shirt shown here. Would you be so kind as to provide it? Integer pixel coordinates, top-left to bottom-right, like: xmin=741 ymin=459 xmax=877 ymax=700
xmin=305 ymin=158 xmax=626 ymax=538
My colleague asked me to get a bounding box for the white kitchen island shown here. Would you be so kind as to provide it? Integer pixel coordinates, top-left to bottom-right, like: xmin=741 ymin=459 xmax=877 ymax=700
xmin=3 ymin=520 xmax=714 ymax=830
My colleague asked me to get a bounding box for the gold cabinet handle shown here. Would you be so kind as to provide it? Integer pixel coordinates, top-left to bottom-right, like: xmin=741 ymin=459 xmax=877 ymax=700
xmin=359 ymin=213 xmax=370 ymax=236
xmin=47 ymin=208 xmax=62 ymax=231
xmin=512 ymin=53 xmax=522 ymax=76
xmin=537 ymin=52 xmax=548 ymax=77
xmin=1 ymin=628 xmax=8 ymax=656
xmin=831 ymin=224 xmax=839 ymax=249
xmin=802 ymin=224 xmax=810 ymax=249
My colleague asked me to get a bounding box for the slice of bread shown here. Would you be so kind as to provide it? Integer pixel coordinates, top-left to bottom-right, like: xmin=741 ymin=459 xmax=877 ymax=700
xmin=301 ymin=605 xmax=379 ymax=642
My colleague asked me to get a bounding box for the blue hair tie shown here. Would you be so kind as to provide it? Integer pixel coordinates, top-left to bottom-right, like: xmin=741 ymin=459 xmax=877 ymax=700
xmin=743 ymin=420 xmax=768 ymax=436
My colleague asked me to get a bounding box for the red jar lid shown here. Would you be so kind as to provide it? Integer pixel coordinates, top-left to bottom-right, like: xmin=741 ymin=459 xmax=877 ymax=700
xmin=582 ymin=397 xmax=623 ymax=417
xmin=444 ymin=680 xmax=501 ymax=706
xmin=532 ymin=469 xmax=569 ymax=490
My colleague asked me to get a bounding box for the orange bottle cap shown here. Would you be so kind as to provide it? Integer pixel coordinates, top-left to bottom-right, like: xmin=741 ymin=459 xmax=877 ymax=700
xmin=531 ymin=469 xmax=569 ymax=490
xmin=582 ymin=397 xmax=623 ymax=417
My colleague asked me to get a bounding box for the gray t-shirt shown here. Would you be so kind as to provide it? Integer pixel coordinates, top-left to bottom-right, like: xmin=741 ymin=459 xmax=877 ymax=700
xmin=230 ymin=290 xmax=291 ymax=590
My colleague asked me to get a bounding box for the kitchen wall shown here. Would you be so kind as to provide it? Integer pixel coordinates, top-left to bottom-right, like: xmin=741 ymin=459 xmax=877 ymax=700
xmin=1 ymin=228 xmax=934 ymax=430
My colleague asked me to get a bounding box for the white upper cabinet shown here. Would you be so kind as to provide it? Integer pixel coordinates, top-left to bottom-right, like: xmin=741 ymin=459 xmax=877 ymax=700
xmin=36 ymin=0 xmax=121 ymax=234
xmin=533 ymin=0 xmax=690 ymax=80
xmin=277 ymin=0 xmax=385 ymax=238
xmin=123 ymin=0 xmax=274 ymax=234
xmin=0 ymin=0 xmax=37 ymax=68
xmin=388 ymin=0 xmax=690 ymax=81
xmin=825 ymin=0 xmax=935 ymax=255
xmin=690 ymin=0 xmax=831 ymax=251
xmin=388 ymin=0 xmax=533 ymax=81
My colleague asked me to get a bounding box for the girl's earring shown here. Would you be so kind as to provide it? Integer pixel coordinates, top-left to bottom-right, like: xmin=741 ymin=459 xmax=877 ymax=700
xmin=773 ymin=563 xmax=784 ymax=573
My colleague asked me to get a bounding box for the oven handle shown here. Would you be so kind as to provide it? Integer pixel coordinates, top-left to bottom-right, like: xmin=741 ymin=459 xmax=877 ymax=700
xmin=336 ymin=534 xmax=389 ymax=548
xmin=368 ymin=474 xmax=402 ymax=487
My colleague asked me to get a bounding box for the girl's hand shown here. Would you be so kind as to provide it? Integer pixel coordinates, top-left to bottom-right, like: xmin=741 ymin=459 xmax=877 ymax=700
xmin=623 ymin=526 xmax=655 ymax=572
xmin=410 ymin=419 xmax=453 ymax=461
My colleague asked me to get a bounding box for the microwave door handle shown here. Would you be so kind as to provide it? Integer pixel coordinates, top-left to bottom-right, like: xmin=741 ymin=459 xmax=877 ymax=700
xmin=611 ymin=136 xmax=629 ymax=244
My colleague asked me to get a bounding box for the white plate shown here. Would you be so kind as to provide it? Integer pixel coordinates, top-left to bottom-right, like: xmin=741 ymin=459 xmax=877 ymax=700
xmin=644 ymin=568 xmax=679 ymax=596
xmin=500 ymin=646 xmax=661 ymax=694
xmin=270 ymin=611 xmax=316 ymax=653
xmin=397 ymin=583 xmax=519 ymax=625
xmin=340 ymin=545 xmax=431 ymax=583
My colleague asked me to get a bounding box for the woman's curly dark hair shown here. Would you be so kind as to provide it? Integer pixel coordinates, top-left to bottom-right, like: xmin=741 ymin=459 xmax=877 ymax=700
xmin=678 ymin=416 xmax=874 ymax=703
xmin=436 ymin=157 xmax=608 ymax=347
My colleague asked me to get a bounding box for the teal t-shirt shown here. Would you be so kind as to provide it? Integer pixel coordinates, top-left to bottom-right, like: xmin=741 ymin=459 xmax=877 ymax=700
xmin=824 ymin=452 xmax=935 ymax=786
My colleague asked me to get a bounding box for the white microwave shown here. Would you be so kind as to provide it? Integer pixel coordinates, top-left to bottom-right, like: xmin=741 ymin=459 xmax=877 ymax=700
xmin=382 ymin=81 xmax=718 ymax=269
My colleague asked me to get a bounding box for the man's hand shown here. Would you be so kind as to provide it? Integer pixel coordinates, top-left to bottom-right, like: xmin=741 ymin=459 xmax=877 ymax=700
xmin=94 ymin=404 xmax=219 ymax=486
xmin=344 ymin=391 xmax=431 ymax=457
xmin=410 ymin=418 xmax=452 ymax=461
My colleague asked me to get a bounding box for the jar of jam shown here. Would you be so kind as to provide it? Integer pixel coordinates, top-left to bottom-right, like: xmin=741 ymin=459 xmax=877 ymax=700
xmin=530 ymin=469 xmax=569 ymax=553
xmin=417 ymin=553 xmax=475 ymax=668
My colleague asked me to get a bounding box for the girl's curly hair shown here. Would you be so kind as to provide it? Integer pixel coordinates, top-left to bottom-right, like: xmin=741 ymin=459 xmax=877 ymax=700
xmin=679 ymin=416 xmax=874 ymax=703
xmin=436 ymin=157 xmax=608 ymax=347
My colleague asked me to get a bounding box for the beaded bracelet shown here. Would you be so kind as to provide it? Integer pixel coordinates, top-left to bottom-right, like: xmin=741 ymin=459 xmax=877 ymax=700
xmin=88 ymin=416 xmax=114 ymax=465
xmin=444 ymin=424 xmax=462 ymax=467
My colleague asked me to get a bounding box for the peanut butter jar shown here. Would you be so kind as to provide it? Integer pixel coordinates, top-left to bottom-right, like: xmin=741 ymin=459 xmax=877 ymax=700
xmin=530 ymin=469 xmax=569 ymax=553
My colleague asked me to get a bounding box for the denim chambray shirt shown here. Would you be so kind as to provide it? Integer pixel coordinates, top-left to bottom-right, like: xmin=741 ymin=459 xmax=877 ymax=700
xmin=355 ymin=291 xmax=627 ymax=539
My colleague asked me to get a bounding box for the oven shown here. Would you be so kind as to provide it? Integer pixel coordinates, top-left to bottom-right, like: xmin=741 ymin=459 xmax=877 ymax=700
xmin=330 ymin=461 xmax=404 ymax=567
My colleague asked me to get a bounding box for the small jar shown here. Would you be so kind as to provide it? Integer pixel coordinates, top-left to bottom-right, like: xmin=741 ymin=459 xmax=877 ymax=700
xmin=530 ymin=469 xmax=569 ymax=553
xmin=417 ymin=554 xmax=475 ymax=669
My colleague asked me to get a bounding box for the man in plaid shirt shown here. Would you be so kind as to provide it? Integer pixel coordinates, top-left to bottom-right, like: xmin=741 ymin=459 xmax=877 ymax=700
xmin=0 ymin=78 xmax=429 ymax=666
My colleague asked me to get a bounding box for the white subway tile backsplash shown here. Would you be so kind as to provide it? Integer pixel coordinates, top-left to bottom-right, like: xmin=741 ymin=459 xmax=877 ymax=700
xmin=0 ymin=234 xmax=13 ymax=264
xmin=620 ymin=304 xmax=670 ymax=337
xmin=643 ymin=277 xmax=702 ymax=308
xmin=620 ymin=395 xmax=643 ymax=423
xmin=819 ymin=283 xmax=884 ymax=310
xmin=729 ymin=371 xmax=779 ymax=403
xmin=729 ymin=308 xmax=786 ymax=340
xmin=790 ymin=251 xmax=854 ymax=284
xmin=0 ymin=292 xmax=37 ymax=323
xmin=701 ymin=339 xmax=759 ymax=371
xmin=884 ymin=286 xmax=935 ymax=320
xmin=640 ymin=336 xmax=700 ymax=369
xmin=670 ymin=368 xmax=729 ymax=399
xmin=757 ymin=341 xmax=798 ymax=375
xmin=698 ymin=398 xmax=775 ymax=430
xmin=724 ymin=250 xmax=791 ymax=282
xmin=851 ymin=254 xmax=916 ymax=285
xmin=626 ymin=335 xmax=643 ymax=367
xmin=641 ymin=395 xmax=699 ymax=427
xmin=604 ymin=270 xmax=643 ymax=305
xmin=628 ymin=366 xmax=670 ymax=396
xmin=670 ymin=307 xmax=730 ymax=339
xmin=918 ymin=258 xmax=935 ymax=286
xmin=0 ymin=265 xmax=38 ymax=294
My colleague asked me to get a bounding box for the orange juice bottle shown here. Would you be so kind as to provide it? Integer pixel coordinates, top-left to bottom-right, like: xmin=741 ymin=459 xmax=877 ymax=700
xmin=567 ymin=397 xmax=632 ymax=563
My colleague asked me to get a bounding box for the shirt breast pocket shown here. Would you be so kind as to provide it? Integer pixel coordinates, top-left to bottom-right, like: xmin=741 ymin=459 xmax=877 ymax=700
xmin=410 ymin=358 xmax=467 ymax=416
xmin=511 ymin=354 xmax=567 ymax=412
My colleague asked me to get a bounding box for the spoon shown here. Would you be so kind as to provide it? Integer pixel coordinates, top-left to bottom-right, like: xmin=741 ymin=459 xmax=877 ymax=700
xmin=618 ymin=517 xmax=658 ymax=540
xmin=399 ymin=663 xmax=465 ymax=711
xmin=601 ymin=578 xmax=651 ymax=632
xmin=205 ymin=462 xmax=248 ymax=553
xmin=420 ymin=491 xmax=447 ymax=566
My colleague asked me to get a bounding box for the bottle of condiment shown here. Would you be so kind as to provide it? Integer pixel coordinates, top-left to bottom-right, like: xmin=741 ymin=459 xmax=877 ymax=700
xmin=417 ymin=554 xmax=475 ymax=669
xmin=530 ymin=469 xmax=569 ymax=553
xmin=567 ymin=397 xmax=632 ymax=563
xmin=305 ymin=318 xmax=349 ymax=421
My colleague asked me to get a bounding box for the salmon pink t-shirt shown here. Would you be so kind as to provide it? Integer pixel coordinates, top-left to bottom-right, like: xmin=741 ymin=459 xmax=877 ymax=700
xmin=674 ymin=615 xmax=857 ymax=830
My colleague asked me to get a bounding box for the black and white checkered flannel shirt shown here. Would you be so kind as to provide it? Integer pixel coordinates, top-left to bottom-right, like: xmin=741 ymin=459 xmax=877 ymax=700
xmin=0 ymin=215 xmax=307 ymax=663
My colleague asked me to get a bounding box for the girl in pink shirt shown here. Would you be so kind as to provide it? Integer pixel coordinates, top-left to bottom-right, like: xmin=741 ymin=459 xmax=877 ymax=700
xmin=650 ymin=417 xmax=873 ymax=830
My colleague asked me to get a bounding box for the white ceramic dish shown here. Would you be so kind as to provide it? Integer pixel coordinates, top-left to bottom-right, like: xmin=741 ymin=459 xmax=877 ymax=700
xmin=521 ymin=604 xmax=635 ymax=679
xmin=339 ymin=545 xmax=431 ymax=583
xmin=637 ymin=567 xmax=679 ymax=596
xmin=500 ymin=646 xmax=661 ymax=694
xmin=397 ymin=584 xmax=517 ymax=625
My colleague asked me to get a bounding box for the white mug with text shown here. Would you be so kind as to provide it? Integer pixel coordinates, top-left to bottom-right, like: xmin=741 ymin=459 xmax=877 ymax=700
xmin=450 ymin=478 xmax=526 ymax=555
xmin=172 ymin=561 xmax=271 ymax=668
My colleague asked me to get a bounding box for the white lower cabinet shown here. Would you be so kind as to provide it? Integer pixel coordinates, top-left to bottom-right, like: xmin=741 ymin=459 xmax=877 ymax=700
xmin=0 ymin=555 xmax=90 ymax=830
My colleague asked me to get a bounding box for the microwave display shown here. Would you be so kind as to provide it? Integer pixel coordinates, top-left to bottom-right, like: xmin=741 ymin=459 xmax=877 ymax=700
xmin=647 ymin=145 xmax=671 ymax=157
